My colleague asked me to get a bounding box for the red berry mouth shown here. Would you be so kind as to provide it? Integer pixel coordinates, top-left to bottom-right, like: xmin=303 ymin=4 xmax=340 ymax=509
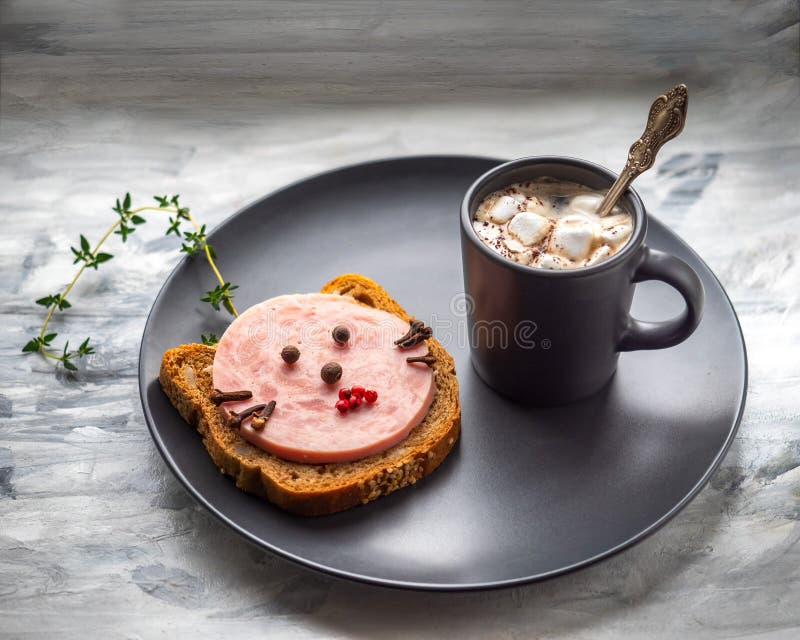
xmin=335 ymin=386 xmax=378 ymax=413
xmin=335 ymin=399 xmax=350 ymax=413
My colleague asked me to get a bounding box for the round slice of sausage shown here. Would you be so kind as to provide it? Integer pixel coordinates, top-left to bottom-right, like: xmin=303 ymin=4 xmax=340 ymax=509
xmin=213 ymin=293 xmax=435 ymax=463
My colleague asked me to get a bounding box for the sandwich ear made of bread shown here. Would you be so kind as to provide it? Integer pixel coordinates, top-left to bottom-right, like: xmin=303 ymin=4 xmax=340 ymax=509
xmin=158 ymin=273 xmax=461 ymax=516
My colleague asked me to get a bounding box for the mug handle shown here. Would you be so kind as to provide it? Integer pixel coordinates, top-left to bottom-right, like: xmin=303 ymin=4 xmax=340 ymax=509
xmin=618 ymin=246 xmax=705 ymax=351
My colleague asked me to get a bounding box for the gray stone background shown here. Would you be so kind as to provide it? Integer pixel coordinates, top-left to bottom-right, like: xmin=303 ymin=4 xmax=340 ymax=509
xmin=1 ymin=1 xmax=798 ymax=637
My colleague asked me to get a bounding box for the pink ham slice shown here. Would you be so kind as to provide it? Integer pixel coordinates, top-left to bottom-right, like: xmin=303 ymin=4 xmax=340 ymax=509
xmin=212 ymin=293 xmax=435 ymax=463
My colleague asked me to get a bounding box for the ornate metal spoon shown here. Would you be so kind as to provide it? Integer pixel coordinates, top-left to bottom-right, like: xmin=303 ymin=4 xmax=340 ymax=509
xmin=596 ymin=84 xmax=689 ymax=217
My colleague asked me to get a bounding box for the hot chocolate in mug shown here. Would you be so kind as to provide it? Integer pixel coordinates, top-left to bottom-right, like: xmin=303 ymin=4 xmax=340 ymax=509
xmin=460 ymin=156 xmax=705 ymax=405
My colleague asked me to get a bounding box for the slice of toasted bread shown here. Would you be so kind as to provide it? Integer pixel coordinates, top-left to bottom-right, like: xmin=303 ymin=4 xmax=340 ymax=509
xmin=158 ymin=273 xmax=461 ymax=516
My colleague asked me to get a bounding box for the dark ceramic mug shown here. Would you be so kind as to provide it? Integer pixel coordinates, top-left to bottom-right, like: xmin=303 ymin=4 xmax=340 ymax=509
xmin=460 ymin=156 xmax=705 ymax=405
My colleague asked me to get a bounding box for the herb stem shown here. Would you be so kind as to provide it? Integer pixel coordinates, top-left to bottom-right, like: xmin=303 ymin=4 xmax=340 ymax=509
xmin=33 ymin=201 xmax=238 ymax=362
xmin=37 ymin=206 xmax=135 ymax=341
xmin=187 ymin=212 xmax=238 ymax=317
xmin=122 ymin=206 xmax=237 ymax=315
xmin=38 ymin=262 xmax=88 ymax=341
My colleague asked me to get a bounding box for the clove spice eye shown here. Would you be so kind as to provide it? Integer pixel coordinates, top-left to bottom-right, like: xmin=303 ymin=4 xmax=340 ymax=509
xmin=331 ymin=325 xmax=350 ymax=345
xmin=321 ymin=362 xmax=343 ymax=384
xmin=281 ymin=345 xmax=300 ymax=364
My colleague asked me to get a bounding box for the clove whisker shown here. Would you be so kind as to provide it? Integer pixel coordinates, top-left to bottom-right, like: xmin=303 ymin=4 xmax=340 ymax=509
xmin=228 ymin=403 xmax=267 ymax=428
xmin=210 ymin=388 xmax=253 ymax=405
xmin=406 ymin=351 xmax=436 ymax=367
xmin=251 ymin=400 xmax=276 ymax=430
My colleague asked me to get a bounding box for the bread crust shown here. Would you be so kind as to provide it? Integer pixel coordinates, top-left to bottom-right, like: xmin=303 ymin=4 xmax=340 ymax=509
xmin=158 ymin=273 xmax=461 ymax=515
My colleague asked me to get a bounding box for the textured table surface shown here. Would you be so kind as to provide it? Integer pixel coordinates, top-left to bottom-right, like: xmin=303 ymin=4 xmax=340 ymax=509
xmin=1 ymin=1 xmax=799 ymax=638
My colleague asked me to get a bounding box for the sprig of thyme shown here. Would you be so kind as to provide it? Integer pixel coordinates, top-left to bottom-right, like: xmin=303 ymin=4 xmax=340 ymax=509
xmin=23 ymin=193 xmax=236 ymax=369
xmin=200 ymin=333 xmax=219 ymax=346
xmin=202 ymin=282 xmax=239 ymax=315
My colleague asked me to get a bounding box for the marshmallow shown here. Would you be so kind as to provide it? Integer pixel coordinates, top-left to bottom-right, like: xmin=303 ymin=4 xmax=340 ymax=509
xmin=585 ymin=245 xmax=612 ymax=266
xmin=568 ymin=194 xmax=603 ymax=216
xmin=486 ymin=195 xmax=521 ymax=223
xmin=550 ymin=216 xmax=597 ymax=261
xmin=570 ymin=194 xmax=625 ymax=218
xmin=507 ymin=212 xmax=551 ymax=246
xmin=524 ymin=196 xmax=550 ymax=216
xmin=474 ymin=179 xmax=636 ymax=271
xmin=600 ymin=223 xmax=633 ymax=247
xmin=535 ymin=253 xmax=571 ymax=270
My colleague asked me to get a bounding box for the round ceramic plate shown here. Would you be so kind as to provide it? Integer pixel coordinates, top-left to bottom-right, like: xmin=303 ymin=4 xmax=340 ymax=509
xmin=139 ymin=156 xmax=747 ymax=590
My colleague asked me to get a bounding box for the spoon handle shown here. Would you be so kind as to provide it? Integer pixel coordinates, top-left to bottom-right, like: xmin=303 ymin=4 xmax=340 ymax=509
xmin=596 ymin=84 xmax=689 ymax=217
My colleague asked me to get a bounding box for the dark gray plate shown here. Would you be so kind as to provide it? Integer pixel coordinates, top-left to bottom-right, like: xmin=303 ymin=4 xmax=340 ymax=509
xmin=138 ymin=156 xmax=747 ymax=591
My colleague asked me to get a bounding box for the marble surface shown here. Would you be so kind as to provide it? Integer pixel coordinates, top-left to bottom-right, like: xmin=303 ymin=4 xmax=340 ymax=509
xmin=1 ymin=1 xmax=799 ymax=637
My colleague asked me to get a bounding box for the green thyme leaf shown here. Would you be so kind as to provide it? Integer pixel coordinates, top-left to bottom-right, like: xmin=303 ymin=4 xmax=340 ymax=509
xmin=201 ymin=282 xmax=238 ymax=312
xmin=166 ymin=218 xmax=181 ymax=236
xmin=22 ymin=338 xmax=42 ymax=353
xmin=26 ymin=191 xmax=239 ymax=369
xmin=35 ymin=293 xmax=70 ymax=310
xmin=77 ymin=337 xmax=94 ymax=356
